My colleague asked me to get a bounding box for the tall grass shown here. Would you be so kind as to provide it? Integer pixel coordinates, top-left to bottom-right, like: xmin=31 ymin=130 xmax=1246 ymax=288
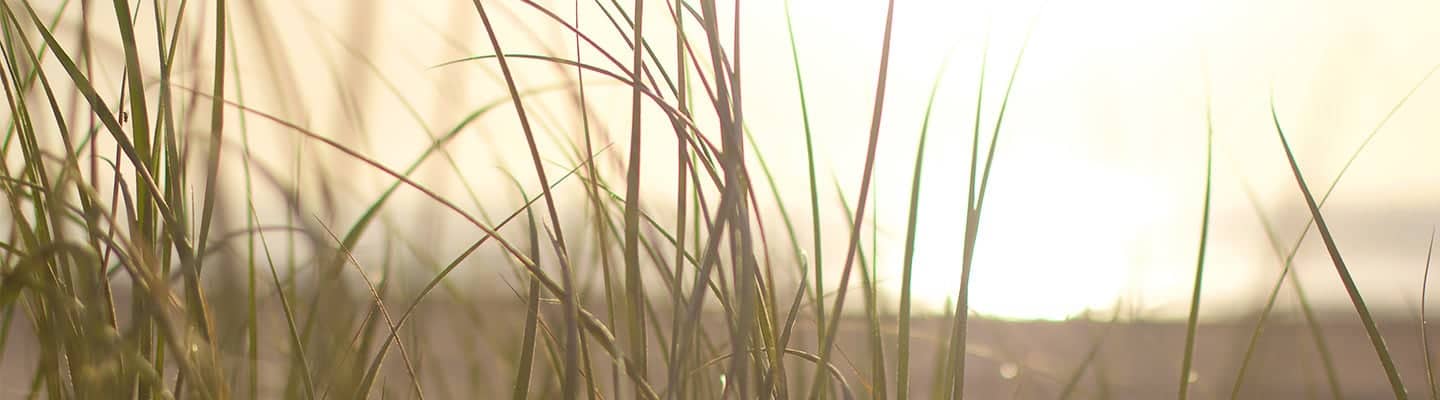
xmin=1270 ymin=97 xmax=1408 ymax=399
xmin=0 ymin=1 xmax=1435 ymax=399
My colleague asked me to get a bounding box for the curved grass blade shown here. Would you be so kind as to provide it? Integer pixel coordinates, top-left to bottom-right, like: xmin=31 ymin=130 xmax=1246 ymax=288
xmin=898 ymin=54 xmax=952 ymax=400
xmin=466 ymin=2 xmax=585 ymax=397
xmin=947 ymin=10 xmax=1039 ymax=399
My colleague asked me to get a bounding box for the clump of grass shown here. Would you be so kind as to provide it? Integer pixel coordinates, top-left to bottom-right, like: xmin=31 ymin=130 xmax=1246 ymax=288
xmin=0 ymin=1 xmax=1437 ymax=399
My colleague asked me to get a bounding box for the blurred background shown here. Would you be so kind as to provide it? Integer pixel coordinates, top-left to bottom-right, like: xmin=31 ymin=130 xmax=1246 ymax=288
xmin=161 ymin=0 xmax=1440 ymax=321
xmin=5 ymin=0 xmax=1440 ymax=398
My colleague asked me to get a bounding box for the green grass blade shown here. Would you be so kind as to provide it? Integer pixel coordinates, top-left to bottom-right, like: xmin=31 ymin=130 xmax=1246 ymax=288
xmin=192 ymin=0 xmax=227 ymax=315
xmin=1227 ymin=185 xmax=1304 ymax=400
xmin=781 ymin=0 xmax=827 ymax=371
xmin=463 ymin=4 xmax=585 ymax=397
xmin=1236 ymin=181 xmax=1344 ymax=399
xmin=832 ymin=179 xmax=887 ymax=400
xmin=1270 ymin=95 xmax=1408 ymax=400
xmin=1177 ymin=76 xmax=1215 ymax=400
xmin=948 ymin=11 xmax=1037 ymax=399
xmin=623 ymin=0 xmax=650 ymax=386
xmin=252 ymin=206 xmax=317 ymax=400
xmin=898 ymin=54 xmax=951 ymax=400
xmin=1422 ymin=229 xmax=1437 ymax=400
xmin=806 ymin=1 xmax=899 ymax=398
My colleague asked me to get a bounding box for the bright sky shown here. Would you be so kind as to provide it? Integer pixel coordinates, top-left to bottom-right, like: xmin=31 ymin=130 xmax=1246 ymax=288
xmin=765 ymin=0 xmax=1440 ymax=320
xmin=214 ymin=0 xmax=1440 ymax=321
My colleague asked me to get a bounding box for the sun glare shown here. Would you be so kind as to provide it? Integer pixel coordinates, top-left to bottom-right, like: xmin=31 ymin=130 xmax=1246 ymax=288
xmin=859 ymin=0 xmax=1202 ymax=321
xmin=903 ymin=149 xmax=1178 ymax=321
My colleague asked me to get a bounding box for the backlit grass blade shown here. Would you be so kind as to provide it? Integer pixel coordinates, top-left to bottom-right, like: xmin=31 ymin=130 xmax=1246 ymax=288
xmin=467 ymin=2 xmax=585 ymax=397
xmin=1422 ymin=229 xmax=1437 ymax=400
xmin=252 ymin=207 xmax=317 ymax=400
xmin=898 ymin=54 xmax=951 ymax=400
xmin=743 ymin=124 xmax=810 ymax=398
xmin=1270 ymin=96 xmax=1408 ymax=400
xmin=807 ymin=1 xmax=898 ymax=397
xmin=1177 ymin=74 xmax=1215 ymax=400
xmin=832 ymin=179 xmax=887 ymax=400
xmin=1058 ymin=313 xmax=1120 ymax=400
xmin=318 ymin=221 xmax=426 ymax=400
xmin=1234 ymin=181 xmax=1344 ymax=399
xmin=781 ymin=0 xmax=827 ymax=376
xmin=948 ymin=11 xmax=1037 ymax=399
xmin=511 ymin=198 xmax=543 ymax=400
xmin=623 ymin=0 xmax=650 ymax=385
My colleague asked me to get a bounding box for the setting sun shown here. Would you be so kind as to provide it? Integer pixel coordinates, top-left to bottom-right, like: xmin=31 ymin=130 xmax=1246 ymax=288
xmin=901 ymin=147 xmax=1179 ymax=320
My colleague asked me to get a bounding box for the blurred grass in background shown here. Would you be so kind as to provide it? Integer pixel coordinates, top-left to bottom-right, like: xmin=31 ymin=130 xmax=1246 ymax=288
xmin=0 ymin=0 xmax=1437 ymax=399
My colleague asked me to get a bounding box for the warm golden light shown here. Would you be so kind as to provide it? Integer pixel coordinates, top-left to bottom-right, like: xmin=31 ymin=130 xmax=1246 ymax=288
xmin=903 ymin=148 xmax=1178 ymax=320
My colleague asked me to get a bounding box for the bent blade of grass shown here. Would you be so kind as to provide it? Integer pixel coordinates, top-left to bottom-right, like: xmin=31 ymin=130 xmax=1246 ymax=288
xmin=308 ymin=220 xmax=424 ymax=399
xmin=353 ymin=151 xmax=609 ymax=399
xmin=590 ymin=0 xmax=684 ymax=103
xmin=467 ymin=2 xmax=586 ymax=398
xmin=299 ymin=11 xmax=504 ymax=217
xmin=692 ymin=347 xmax=858 ymax=400
xmin=178 ymin=86 xmax=651 ymax=398
xmin=331 ymin=83 xmax=577 ymax=272
xmin=1270 ymin=96 xmax=1408 ymax=400
xmin=432 ymin=55 xmax=727 ymax=174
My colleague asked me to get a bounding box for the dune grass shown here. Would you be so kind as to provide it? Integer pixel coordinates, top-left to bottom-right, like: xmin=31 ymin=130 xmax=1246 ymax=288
xmin=1270 ymin=97 xmax=1408 ymax=400
xmin=0 ymin=0 xmax=1435 ymax=399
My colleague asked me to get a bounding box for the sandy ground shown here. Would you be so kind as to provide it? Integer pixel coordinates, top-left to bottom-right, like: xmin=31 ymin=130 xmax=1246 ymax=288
xmin=3 ymin=298 xmax=1435 ymax=400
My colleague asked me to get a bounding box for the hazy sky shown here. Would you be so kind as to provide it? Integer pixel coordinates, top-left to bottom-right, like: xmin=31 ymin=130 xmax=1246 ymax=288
xmin=101 ymin=0 xmax=1440 ymax=320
